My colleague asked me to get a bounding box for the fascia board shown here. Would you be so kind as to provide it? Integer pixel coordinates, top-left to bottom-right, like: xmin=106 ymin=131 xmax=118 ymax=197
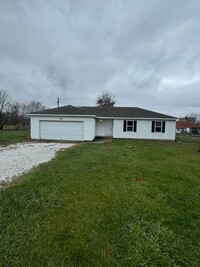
xmin=97 ymin=116 xmax=177 ymax=121
xmin=27 ymin=114 xmax=97 ymax=118
xmin=28 ymin=114 xmax=177 ymax=121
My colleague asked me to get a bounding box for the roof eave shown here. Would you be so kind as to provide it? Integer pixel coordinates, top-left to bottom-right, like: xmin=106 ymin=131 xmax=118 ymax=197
xmin=28 ymin=113 xmax=176 ymax=120
xmin=99 ymin=117 xmax=176 ymax=120
xmin=27 ymin=113 xmax=97 ymax=118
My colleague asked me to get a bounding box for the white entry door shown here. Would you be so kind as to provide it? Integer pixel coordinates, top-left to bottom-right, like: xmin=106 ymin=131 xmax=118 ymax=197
xmin=104 ymin=120 xmax=113 ymax=136
xmin=39 ymin=121 xmax=84 ymax=141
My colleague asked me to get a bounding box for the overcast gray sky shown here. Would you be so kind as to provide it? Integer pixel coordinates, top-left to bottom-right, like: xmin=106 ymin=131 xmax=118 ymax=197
xmin=0 ymin=0 xmax=200 ymax=116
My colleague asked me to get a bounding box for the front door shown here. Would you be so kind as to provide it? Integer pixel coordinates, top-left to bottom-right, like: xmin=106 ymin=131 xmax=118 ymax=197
xmin=104 ymin=120 xmax=113 ymax=136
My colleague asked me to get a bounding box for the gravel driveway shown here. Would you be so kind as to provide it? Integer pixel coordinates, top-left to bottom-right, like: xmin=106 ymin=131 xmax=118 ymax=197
xmin=0 ymin=142 xmax=74 ymax=184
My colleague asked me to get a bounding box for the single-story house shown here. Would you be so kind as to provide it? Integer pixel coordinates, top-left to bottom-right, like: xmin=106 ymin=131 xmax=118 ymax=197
xmin=176 ymin=121 xmax=200 ymax=134
xmin=28 ymin=105 xmax=176 ymax=141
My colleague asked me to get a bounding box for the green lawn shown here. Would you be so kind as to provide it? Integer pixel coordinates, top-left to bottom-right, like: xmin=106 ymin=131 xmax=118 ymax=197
xmin=0 ymin=130 xmax=29 ymax=145
xmin=1 ymin=138 xmax=200 ymax=266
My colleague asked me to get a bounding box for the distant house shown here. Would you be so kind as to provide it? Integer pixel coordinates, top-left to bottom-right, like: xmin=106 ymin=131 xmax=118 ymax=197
xmin=28 ymin=105 xmax=176 ymax=141
xmin=176 ymin=121 xmax=200 ymax=134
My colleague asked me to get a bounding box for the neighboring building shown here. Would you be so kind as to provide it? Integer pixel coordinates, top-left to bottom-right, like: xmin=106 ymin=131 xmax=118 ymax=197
xmin=176 ymin=121 xmax=200 ymax=134
xmin=28 ymin=105 xmax=176 ymax=141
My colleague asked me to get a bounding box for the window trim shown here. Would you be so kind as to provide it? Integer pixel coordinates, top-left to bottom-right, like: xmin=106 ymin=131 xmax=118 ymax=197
xmin=123 ymin=120 xmax=137 ymax=132
xmin=152 ymin=121 xmax=166 ymax=133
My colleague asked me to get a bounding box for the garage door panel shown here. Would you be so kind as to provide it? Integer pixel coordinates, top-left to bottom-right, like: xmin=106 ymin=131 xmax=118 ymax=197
xmin=40 ymin=121 xmax=84 ymax=141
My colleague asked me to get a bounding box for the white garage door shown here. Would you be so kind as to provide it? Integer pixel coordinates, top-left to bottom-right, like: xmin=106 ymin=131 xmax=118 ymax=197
xmin=39 ymin=121 xmax=84 ymax=141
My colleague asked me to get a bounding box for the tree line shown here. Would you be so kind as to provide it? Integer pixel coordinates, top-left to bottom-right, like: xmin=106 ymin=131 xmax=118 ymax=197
xmin=178 ymin=113 xmax=200 ymax=123
xmin=0 ymin=90 xmax=46 ymax=130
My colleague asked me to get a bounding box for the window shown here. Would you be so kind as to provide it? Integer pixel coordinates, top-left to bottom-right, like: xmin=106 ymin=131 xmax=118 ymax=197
xmin=151 ymin=121 xmax=165 ymax=133
xmin=155 ymin=121 xmax=162 ymax=132
xmin=123 ymin=120 xmax=137 ymax=132
xmin=127 ymin=120 xmax=134 ymax=131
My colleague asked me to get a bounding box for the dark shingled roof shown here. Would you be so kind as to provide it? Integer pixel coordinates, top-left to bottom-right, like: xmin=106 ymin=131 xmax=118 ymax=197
xmin=30 ymin=105 xmax=176 ymax=119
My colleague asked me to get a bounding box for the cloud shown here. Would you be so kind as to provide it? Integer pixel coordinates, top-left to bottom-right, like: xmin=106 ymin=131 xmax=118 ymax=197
xmin=0 ymin=0 xmax=200 ymax=116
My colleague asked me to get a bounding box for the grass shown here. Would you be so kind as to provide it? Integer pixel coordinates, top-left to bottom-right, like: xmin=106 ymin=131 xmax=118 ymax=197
xmin=0 ymin=130 xmax=29 ymax=145
xmin=1 ymin=137 xmax=200 ymax=266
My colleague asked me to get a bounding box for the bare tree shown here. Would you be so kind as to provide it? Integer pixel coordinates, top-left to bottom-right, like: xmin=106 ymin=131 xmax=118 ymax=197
xmin=189 ymin=112 xmax=200 ymax=123
xmin=96 ymin=91 xmax=116 ymax=107
xmin=25 ymin=100 xmax=46 ymax=113
xmin=179 ymin=113 xmax=200 ymax=123
xmin=0 ymin=90 xmax=10 ymax=113
xmin=0 ymin=90 xmax=10 ymax=129
xmin=9 ymin=101 xmax=21 ymax=127
xmin=8 ymin=100 xmax=46 ymax=130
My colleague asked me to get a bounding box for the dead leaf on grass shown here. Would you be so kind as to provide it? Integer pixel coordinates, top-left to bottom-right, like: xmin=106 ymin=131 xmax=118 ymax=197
xmin=136 ymin=177 xmax=144 ymax=183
